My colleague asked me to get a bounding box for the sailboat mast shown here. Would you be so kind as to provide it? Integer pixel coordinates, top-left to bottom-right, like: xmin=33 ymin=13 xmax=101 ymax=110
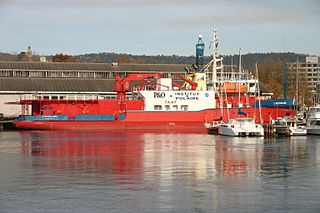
xmin=296 ymin=58 xmax=299 ymax=109
xmin=238 ymin=48 xmax=241 ymax=73
xmin=238 ymin=48 xmax=242 ymax=118
xmin=255 ymin=63 xmax=263 ymax=124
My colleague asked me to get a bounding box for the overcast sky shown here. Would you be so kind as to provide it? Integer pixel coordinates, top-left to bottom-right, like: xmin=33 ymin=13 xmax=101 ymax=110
xmin=0 ymin=0 xmax=319 ymax=56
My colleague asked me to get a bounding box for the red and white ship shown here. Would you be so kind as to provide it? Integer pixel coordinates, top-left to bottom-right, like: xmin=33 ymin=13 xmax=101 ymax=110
xmin=13 ymin=30 xmax=295 ymax=132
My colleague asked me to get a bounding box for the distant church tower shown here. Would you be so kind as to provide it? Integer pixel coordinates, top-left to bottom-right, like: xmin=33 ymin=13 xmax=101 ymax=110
xmin=26 ymin=46 xmax=32 ymax=61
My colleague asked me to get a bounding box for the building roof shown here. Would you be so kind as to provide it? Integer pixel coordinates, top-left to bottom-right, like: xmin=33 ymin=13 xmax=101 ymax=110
xmin=0 ymin=77 xmax=271 ymax=94
xmin=0 ymin=77 xmax=114 ymax=93
xmin=0 ymin=61 xmax=188 ymax=73
xmin=0 ymin=61 xmax=271 ymax=94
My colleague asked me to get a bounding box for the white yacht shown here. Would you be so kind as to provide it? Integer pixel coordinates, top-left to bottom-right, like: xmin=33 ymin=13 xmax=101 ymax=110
xmin=273 ymin=117 xmax=307 ymax=136
xmin=306 ymin=105 xmax=320 ymax=135
xmin=218 ymin=118 xmax=264 ymax=137
xmin=287 ymin=119 xmax=307 ymax=136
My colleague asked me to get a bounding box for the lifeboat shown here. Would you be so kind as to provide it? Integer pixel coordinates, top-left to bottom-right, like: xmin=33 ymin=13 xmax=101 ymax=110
xmin=220 ymin=82 xmax=247 ymax=94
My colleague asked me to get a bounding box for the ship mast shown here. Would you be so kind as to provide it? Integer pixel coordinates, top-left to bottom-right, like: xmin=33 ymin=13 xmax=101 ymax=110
xmin=211 ymin=30 xmax=218 ymax=82
xmin=203 ymin=29 xmax=223 ymax=92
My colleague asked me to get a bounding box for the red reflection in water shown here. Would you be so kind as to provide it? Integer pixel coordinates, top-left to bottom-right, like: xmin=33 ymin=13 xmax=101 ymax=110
xmin=17 ymin=131 xmax=270 ymax=182
xmin=19 ymin=131 xmax=146 ymax=184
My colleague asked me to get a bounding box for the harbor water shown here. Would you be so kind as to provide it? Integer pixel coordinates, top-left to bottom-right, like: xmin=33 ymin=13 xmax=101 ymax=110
xmin=0 ymin=130 xmax=320 ymax=212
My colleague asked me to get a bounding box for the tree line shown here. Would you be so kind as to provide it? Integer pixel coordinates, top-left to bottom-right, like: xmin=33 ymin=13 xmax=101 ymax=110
xmin=0 ymin=51 xmax=313 ymax=104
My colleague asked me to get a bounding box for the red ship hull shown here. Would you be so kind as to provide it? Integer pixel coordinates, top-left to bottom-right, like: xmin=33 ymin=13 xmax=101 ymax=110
xmin=13 ymin=72 xmax=296 ymax=132
xmin=14 ymin=107 xmax=295 ymax=132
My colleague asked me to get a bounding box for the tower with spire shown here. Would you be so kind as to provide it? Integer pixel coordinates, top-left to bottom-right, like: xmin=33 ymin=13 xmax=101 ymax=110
xmin=26 ymin=46 xmax=32 ymax=61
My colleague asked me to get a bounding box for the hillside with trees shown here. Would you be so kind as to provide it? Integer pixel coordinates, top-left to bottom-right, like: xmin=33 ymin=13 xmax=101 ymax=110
xmin=0 ymin=51 xmax=312 ymax=102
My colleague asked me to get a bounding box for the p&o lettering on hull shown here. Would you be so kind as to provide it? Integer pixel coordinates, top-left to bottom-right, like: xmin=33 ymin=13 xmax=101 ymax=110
xmin=154 ymin=92 xmax=165 ymax=98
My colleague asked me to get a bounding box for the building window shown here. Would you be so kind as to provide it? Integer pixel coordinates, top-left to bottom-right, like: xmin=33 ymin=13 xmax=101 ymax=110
xmin=79 ymin=72 xmax=94 ymax=78
xmin=29 ymin=71 xmax=46 ymax=77
xmin=162 ymin=73 xmax=169 ymax=78
xmin=15 ymin=71 xmax=29 ymax=77
xmin=62 ymin=71 xmax=78 ymax=78
xmin=0 ymin=70 xmax=13 ymax=77
xmin=95 ymin=72 xmax=110 ymax=79
xmin=47 ymin=71 xmax=62 ymax=78
xmin=172 ymin=105 xmax=178 ymax=111
xmin=165 ymin=105 xmax=170 ymax=111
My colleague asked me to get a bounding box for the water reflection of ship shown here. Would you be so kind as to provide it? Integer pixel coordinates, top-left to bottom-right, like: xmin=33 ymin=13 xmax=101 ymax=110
xmin=18 ymin=131 xmax=312 ymax=183
xmin=19 ymin=131 xmax=265 ymax=178
xmin=142 ymin=135 xmax=266 ymax=179
xmin=20 ymin=131 xmax=145 ymax=182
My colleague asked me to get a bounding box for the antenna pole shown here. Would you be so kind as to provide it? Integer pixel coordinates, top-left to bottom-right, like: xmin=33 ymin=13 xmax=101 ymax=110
xmin=296 ymin=58 xmax=299 ymax=109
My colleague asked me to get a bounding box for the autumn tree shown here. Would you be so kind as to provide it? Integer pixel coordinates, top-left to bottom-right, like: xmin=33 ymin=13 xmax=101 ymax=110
xmin=52 ymin=54 xmax=75 ymax=62
xmin=117 ymin=57 xmax=134 ymax=64
xmin=257 ymin=57 xmax=284 ymax=99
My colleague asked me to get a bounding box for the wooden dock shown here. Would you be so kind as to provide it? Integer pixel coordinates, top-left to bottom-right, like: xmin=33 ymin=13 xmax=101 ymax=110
xmin=263 ymin=124 xmax=276 ymax=136
xmin=0 ymin=120 xmax=15 ymax=130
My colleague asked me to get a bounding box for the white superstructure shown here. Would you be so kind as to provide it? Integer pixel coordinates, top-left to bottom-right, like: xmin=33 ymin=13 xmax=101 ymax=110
xmin=140 ymin=89 xmax=216 ymax=111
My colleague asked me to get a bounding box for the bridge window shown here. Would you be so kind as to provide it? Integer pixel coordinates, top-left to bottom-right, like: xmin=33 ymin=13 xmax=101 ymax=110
xmin=154 ymin=105 xmax=162 ymax=110
xmin=181 ymin=105 xmax=188 ymax=111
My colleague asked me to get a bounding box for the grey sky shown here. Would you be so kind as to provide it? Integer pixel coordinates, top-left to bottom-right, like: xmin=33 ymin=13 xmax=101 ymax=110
xmin=0 ymin=0 xmax=319 ymax=56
